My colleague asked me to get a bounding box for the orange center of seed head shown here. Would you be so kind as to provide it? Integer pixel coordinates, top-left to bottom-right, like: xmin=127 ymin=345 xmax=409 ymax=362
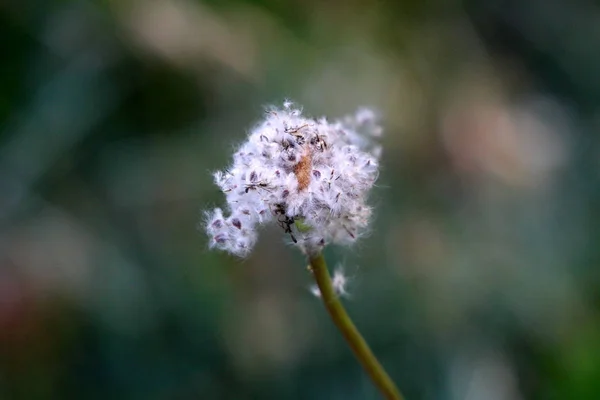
xmin=293 ymin=146 xmax=312 ymax=191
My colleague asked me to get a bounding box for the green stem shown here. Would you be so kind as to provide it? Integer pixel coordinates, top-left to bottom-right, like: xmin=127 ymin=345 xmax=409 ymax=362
xmin=309 ymin=253 xmax=404 ymax=400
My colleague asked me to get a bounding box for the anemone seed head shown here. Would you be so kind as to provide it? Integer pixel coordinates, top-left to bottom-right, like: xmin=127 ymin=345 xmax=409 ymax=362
xmin=205 ymin=101 xmax=383 ymax=257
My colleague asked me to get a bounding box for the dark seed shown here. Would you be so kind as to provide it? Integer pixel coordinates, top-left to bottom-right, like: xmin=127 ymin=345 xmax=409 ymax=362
xmin=312 ymin=170 xmax=321 ymax=179
xmin=282 ymin=190 xmax=289 ymax=198
xmin=214 ymin=234 xmax=227 ymax=244
xmin=249 ymin=171 xmax=257 ymax=182
xmin=231 ymin=218 xmax=242 ymax=229
xmin=212 ymin=219 xmax=223 ymax=229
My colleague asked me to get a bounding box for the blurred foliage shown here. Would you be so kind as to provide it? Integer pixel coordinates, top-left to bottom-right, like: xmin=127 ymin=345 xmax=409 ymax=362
xmin=1 ymin=0 xmax=600 ymax=399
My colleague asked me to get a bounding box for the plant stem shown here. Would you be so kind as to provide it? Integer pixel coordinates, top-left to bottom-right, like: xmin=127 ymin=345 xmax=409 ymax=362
xmin=309 ymin=253 xmax=404 ymax=400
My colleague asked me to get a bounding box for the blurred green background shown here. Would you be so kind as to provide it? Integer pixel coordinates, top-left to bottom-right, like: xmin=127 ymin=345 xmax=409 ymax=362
xmin=2 ymin=0 xmax=600 ymax=399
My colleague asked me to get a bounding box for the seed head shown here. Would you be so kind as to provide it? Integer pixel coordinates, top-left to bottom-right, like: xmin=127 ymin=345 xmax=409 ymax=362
xmin=204 ymin=101 xmax=383 ymax=257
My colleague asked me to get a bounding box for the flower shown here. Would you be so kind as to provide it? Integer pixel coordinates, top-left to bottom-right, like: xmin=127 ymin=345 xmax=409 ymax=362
xmin=204 ymin=101 xmax=383 ymax=257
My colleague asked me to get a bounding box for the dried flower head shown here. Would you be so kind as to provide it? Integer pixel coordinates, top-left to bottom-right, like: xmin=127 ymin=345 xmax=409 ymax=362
xmin=205 ymin=101 xmax=383 ymax=257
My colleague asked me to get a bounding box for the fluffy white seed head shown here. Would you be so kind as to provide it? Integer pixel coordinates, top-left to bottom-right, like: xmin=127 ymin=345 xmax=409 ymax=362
xmin=205 ymin=101 xmax=383 ymax=257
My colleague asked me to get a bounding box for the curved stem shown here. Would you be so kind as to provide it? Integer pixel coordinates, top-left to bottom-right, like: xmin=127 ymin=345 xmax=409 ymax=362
xmin=309 ymin=253 xmax=404 ymax=400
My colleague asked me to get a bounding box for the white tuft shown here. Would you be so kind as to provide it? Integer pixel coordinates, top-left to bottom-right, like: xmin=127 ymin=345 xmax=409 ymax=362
xmin=331 ymin=267 xmax=350 ymax=297
xmin=310 ymin=284 xmax=321 ymax=298
xmin=309 ymin=266 xmax=351 ymax=298
xmin=204 ymin=101 xmax=383 ymax=257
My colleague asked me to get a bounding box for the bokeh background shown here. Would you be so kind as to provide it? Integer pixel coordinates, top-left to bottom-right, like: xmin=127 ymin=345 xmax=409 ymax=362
xmin=2 ymin=0 xmax=600 ymax=399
